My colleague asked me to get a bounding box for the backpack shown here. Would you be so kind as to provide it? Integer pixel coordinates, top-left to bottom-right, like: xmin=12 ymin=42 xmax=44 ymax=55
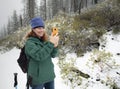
xmin=17 ymin=46 xmax=29 ymax=73
xmin=17 ymin=46 xmax=32 ymax=89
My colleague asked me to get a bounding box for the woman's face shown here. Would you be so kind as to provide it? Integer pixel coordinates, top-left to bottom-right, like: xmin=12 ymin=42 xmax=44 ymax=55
xmin=33 ymin=27 xmax=45 ymax=38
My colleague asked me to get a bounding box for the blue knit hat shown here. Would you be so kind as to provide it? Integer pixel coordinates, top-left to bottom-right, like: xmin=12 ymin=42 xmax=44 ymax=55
xmin=30 ymin=17 xmax=45 ymax=29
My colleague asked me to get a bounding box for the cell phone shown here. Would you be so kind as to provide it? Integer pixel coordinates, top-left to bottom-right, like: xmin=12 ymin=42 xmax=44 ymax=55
xmin=52 ymin=27 xmax=58 ymax=36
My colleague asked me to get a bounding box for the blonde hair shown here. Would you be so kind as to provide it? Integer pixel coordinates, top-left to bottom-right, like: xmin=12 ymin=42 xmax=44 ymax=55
xmin=25 ymin=30 xmax=48 ymax=41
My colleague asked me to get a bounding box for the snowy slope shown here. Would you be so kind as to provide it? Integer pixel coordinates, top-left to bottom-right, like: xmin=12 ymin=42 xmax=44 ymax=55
xmin=0 ymin=48 xmax=68 ymax=89
xmin=75 ymin=32 xmax=120 ymax=89
xmin=0 ymin=31 xmax=120 ymax=89
xmin=0 ymin=48 xmax=27 ymax=89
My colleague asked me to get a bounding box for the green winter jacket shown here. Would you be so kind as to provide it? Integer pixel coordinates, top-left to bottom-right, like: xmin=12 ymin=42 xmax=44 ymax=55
xmin=25 ymin=37 xmax=58 ymax=85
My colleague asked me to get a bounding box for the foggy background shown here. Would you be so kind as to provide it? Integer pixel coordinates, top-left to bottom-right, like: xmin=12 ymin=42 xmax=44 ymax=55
xmin=0 ymin=0 xmax=23 ymax=30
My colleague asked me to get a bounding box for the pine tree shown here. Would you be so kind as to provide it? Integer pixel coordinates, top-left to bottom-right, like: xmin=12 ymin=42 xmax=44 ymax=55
xmin=12 ymin=10 xmax=19 ymax=31
xmin=22 ymin=0 xmax=36 ymax=25
xmin=7 ymin=18 xmax=13 ymax=34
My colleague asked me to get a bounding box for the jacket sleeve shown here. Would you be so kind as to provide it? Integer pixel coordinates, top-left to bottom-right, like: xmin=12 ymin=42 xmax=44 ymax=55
xmin=25 ymin=40 xmax=54 ymax=62
xmin=51 ymin=47 xmax=59 ymax=58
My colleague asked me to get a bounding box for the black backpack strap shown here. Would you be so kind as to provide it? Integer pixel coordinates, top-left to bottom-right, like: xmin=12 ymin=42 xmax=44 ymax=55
xmin=26 ymin=75 xmax=32 ymax=89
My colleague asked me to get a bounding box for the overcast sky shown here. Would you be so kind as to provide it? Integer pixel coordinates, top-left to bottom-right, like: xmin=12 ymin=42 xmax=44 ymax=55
xmin=0 ymin=0 xmax=23 ymax=30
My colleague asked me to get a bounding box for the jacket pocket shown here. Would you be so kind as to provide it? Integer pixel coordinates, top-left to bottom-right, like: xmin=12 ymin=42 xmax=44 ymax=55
xmin=28 ymin=61 xmax=39 ymax=77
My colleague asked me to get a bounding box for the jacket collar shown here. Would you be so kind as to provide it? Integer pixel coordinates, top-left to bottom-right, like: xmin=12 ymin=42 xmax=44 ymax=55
xmin=28 ymin=37 xmax=45 ymax=46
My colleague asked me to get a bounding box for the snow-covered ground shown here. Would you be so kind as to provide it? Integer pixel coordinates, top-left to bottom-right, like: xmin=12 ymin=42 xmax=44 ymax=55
xmin=0 ymin=47 xmax=69 ymax=89
xmin=67 ymin=32 xmax=120 ymax=89
xmin=0 ymin=31 xmax=120 ymax=89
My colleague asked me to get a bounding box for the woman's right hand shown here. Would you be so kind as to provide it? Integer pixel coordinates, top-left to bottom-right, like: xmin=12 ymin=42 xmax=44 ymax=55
xmin=49 ymin=34 xmax=59 ymax=47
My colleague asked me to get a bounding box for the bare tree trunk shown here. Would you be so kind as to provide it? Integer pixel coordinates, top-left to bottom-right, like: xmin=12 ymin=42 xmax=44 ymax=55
xmin=78 ymin=0 xmax=82 ymax=14
xmin=39 ymin=0 xmax=47 ymax=20
xmin=23 ymin=0 xmax=36 ymax=25
xmin=44 ymin=0 xmax=47 ymax=20
xmin=52 ymin=0 xmax=58 ymax=17
xmin=94 ymin=0 xmax=98 ymax=4
xmin=28 ymin=0 xmax=36 ymax=19
xmin=74 ymin=0 xmax=77 ymax=12
xmin=85 ymin=0 xmax=88 ymax=7
xmin=19 ymin=15 xmax=23 ymax=27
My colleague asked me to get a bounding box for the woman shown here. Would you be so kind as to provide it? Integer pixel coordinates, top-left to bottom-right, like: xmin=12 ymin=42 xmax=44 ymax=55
xmin=25 ymin=17 xmax=59 ymax=89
